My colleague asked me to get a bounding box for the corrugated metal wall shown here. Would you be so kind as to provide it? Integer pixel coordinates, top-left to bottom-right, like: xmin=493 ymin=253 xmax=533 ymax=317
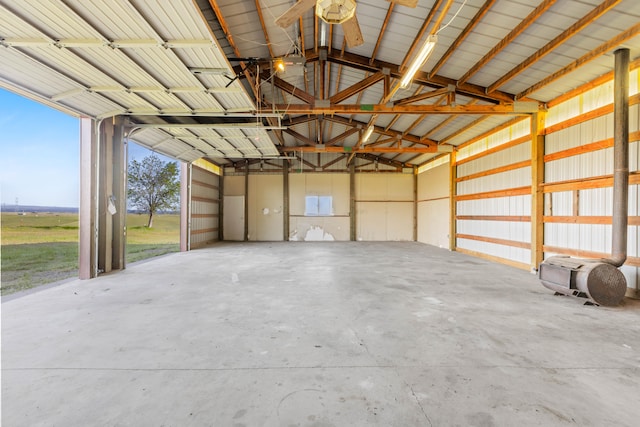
xmin=417 ymin=161 xmax=449 ymax=248
xmin=432 ymin=66 xmax=640 ymax=294
xmin=190 ymin=164 xmax=220 ymax=247
xmin=543 ymin=68 xmax=640 ymax=289
xmin=355 ymin=173 xmax=414 ymax=241
xmin=454 ymin=119 xmax=532 ymax=268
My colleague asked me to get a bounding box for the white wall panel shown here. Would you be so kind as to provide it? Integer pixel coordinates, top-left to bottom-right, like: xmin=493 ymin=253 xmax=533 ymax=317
xmin=457 ymin=195 xmax=530 ymax=216
xmin=224 ymin=175 xmax=245 ymax=196
xmin=546 ymin=147 xmax=614 ymax=183
xmin=356 ymin=174 xmax=413 ymax=201
xmin=549 ymin=191 xmax=572 ymax=216
xmin=545 ymin=222 xmax=614 ymax=254
xmin=579 ymin=187 xmax=613 ymax=216
xmin=355 ymin=174 xmax=414 ymax=241
xmin=289 ymin=173 xmax=350 ymax=241
xmin=631 ymin=140 xmax=639 ymax=173
xmin=357 ymin=202 xmax=413 ymax=241
xmin=418 ymin=199 xmax=449 ymax=248
xmin=418 ymin=163 xmax=448 ymax=200
xmin=582 ymin=81 xmax=613 ymax=111
xmin=457 ymin=167 xmax=530 ymax=195
xmin=248 ymin=175 xmax=283 ymax=241
xmin=417 ymin=163 xmax=450 ymax=248
xmin=458 ymin=143 xmax=529 ymax=177
xmin=547 ymin=97 xmax=581 ymax=127
xmin=454 ymin=117 xmax=533 ymax=266
xmin=457 ymin=238 xmax=530 ymax=265
xmin=630 ymin=184 xmax=639 ymax=217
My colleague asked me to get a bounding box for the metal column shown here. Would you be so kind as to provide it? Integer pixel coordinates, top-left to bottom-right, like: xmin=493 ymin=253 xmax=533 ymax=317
xmin=180 ymin=162 xmax=192 ymax=252
xmin=111 ymin=117 xmax=126 ymax=270
xmin=283 ymin=159 xmax=290 ymax=241
xmin=96 ymin=117 xmax=127 ymax=275
xmin=79 ymin=118 xmax=98 ymax=279
xmin=350 ymin=163 xmax=356 ymax=241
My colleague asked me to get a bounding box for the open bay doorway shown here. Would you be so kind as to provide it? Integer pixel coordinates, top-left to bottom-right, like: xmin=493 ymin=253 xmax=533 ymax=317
xmin=126 ymin=142 xmax=181 ymax=264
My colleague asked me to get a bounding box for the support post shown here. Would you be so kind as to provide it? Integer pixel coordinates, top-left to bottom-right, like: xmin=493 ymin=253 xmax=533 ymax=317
xmin=180 ymin=162 xmax=191 ymax=252
xmin=244 ymin=162 xmax=249 ymax=241
xmin=79 ymin=118 xmax=98 ymax=279
xmin=413 ymin=166 xmax=418 ymax=241
xmin=89 ymin=117 xmax=128 ymax=276
xmin=218 ymin=169 xmax=224 ymax=242
xmin=97 ymin=120 xmax=113 ymax=273
xmin=283 ymin=159 xmax=290 ymax=241
xmin=449 ymin=152 xmax=457 ymax=251
xmin=350 ymin=163 xmax=356 ymax=241
xmin=95 ymin=118 xmax=127 ymax=274
xmin=531 ymin=112 xmax=546 ymax=271
xmin=111 ymin=116 xmax=126 ymax=270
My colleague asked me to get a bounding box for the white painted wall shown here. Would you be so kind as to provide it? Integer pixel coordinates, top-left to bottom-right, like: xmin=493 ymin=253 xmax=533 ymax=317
xmin=454 ymin=123 xmax=532 ymax=266
xmin=544 ymin=92 xmax=640 ymax=290
xmin=289 ymin=173 xmax=350 ymax=241
xmin=355 ymin=174 xmax=414 ymax=241
xmin=417 ymin=163 xmax=450 ymax=248
xmin=248 ymin=175 xmax=283 ymax=241
xmin=223 ymin=175 xmax=245 ymax=241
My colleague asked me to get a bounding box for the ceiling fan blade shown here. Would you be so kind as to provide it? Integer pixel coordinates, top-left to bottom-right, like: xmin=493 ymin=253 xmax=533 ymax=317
xmin=275 ymin=0 xmax=317 ymax=28
xmin=342 ymin=15 xmax=364 ymax=48
xmin=387 ymin=0 xmax=419 ymax=7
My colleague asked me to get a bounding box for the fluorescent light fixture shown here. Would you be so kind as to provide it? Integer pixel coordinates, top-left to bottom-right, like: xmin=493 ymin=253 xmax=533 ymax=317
xmin=362 ymin=125 xmax=374 ymax=143
xmin=400 ymin=35 xmax=437 ymax=89
xmin=189 ymin=67 xmax=229 ymax=75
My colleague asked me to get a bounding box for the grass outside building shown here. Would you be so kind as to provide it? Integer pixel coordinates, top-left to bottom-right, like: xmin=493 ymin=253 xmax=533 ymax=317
xmin=1 ymin=212 xmax=179 ymax=295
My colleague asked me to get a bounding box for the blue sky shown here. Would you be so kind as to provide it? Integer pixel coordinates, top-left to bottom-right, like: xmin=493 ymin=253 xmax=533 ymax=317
xmin=0 ymin=89 xmax=170 ymax=208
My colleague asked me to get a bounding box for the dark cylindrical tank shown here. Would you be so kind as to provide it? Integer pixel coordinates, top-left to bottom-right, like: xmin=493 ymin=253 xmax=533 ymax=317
xmin=539 ymin=256 xmax=627 ymax=306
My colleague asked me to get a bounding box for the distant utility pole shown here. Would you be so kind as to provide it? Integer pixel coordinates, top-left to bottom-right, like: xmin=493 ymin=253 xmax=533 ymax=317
xmin=15 ymin=197 xmax=19 ymax=213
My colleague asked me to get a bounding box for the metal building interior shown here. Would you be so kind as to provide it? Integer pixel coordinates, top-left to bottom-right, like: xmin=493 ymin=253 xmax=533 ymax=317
xmin=2 ymin=0 xmax=640 ymax=425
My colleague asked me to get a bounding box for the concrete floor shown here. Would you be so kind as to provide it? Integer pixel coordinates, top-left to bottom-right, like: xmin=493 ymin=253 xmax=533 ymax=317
xmin=2 ymin=242 xmax=640 ymax=427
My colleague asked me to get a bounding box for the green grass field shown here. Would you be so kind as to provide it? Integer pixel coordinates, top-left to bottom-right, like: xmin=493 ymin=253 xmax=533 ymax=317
xmin=1 ymin=212 xmax=179 ymax=295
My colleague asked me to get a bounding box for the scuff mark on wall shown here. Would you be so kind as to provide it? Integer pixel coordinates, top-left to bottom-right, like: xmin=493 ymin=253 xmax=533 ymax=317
xmin=304 ymin=226 xmax=335 ymax=241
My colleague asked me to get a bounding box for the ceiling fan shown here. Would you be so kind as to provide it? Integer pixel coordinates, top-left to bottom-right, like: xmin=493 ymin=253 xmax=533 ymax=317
xmin=275 ymin=0 xmax=418 ymax=48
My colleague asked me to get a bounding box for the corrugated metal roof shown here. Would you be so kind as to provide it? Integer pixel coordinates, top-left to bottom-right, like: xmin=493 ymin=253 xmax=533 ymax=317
xmin=1 ymin=0 xmax=640 ymax=168
xmin=0 ymin=0 xmax=279 ymax=163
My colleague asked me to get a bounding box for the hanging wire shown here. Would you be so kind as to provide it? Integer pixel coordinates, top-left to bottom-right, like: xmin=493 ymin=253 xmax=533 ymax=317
xmin=436 ymin=0 xmax=468 ymax=35
xmin=262 ymin=0 xmax=299 ymax=48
